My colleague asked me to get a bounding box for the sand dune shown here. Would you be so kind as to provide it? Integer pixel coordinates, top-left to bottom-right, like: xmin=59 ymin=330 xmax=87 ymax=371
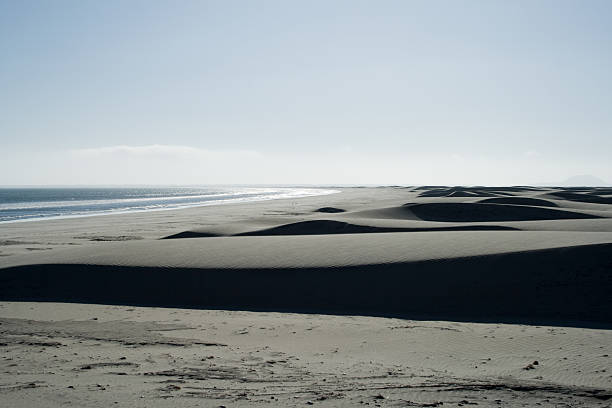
xmin=1 ymin=243 xmax=611 ymax=327
xmin=478 ymin=196 xmax=559 ymax=207
xmin=2 ymin=227 xmax=612 ymax=327
xmin=2 ymin=187 xmax=612 ymax=325
xmin=235 ymin=220 xmax=521 ymax=235
xmin=551 ymin=190 xmax=612 ymax=204
xmin=314 ymin=206 xmax=346 ymax=213
xmin=409 ymin=202 xmax=600 ymax=222
xmin=161 ymin=231 xmax=223 ymax=239
xmin=163 ymin=220 xmax=519 ymax=238
xmin=1 ymin=186 xmax=612 ymax=407
xmin=415 ymin=186 xmax=544 ymax=197
xmin=2 ymin=187 xmax=611 ymax=326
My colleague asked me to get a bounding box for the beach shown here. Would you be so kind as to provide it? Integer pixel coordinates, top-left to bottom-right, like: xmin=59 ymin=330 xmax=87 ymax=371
xmin=1 ymin=186 xmax=611 ymax=407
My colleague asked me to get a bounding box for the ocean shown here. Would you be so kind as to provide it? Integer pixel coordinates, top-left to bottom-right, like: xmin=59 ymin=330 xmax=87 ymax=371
xmin=0 ymin=186 xmax=338 ymax=223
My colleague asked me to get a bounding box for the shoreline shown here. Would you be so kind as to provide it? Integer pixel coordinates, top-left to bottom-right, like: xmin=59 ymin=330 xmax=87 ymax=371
xmin=0 ymin=186 xmax=340 ymax=225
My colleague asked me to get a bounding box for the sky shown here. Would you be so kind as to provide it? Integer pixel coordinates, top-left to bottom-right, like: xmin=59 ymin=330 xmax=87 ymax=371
xmin=1 ymin=0 xmax=611 ymax=186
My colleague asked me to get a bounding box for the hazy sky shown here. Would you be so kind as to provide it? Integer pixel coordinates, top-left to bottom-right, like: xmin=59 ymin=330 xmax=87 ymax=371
xmin=1 ymin=0 xmax=611 ymax=185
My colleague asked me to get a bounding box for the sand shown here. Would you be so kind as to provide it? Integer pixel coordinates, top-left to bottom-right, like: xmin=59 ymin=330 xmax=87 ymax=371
xmin=1 ymin=186 xmax=611 ymax=406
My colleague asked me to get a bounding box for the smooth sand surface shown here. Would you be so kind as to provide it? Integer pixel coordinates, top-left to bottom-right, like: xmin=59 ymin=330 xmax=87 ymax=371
xmin=1 ymin=186 xmax=612 ymax=406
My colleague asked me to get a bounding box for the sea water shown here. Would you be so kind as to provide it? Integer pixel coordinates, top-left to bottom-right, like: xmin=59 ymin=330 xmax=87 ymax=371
xmin=0 ymin=186 xmax=338 ymax=223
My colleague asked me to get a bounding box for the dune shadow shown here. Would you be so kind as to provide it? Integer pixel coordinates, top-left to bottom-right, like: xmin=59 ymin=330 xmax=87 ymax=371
xmin=314 ymin=207 xmax=346 ymax=213
xmin=551 ymin=191 xmax=612 ymax=205
xmin=1 ymin=244 xmax=611 ymax=329
xmin=236 ymin=220 xmax=518 ymax=236
xmin=162 ymin=220 xmax=519 ymax=239
xmin=478 ymin=197 xmax=558 ymax=207
xmin=162 ymin=231 xmax=222 ymax=239
xmin=409 ymin=203 xmax=600 ymax=222
xmin=416 ymin=186 xmax=545 ymax=198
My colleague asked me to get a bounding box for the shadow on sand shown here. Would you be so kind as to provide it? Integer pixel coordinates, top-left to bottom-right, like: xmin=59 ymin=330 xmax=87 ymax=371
xmin=1 ymin=243 xmax=611 ymax=329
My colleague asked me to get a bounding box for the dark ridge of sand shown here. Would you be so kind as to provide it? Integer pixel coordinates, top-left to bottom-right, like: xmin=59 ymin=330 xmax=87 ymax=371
xmin=353 ymin=202 xmax=601 ymax=222
xmin=509 ymin=186 xmax=554 ymax=191
xmin=161 ymin=231 xmax=222 ymax=239
xmin=413 ymin=186 xmax=542 ymax=192
xmin=447 ymin=191 xmax=487 ymax=197
xmin=1 ymin=243 xmax=611 ymax=328
xmin=418 ymin=188 xmax=497 ymax=197
xmin=314 ymin=207 xmax=346 ymax=213
xmin=413 ymin=185 xmax=445 ymax=190
xmin=350 ymin=205 xmax=423 ymax=220
xmin=415 ymin=186 xmax=545 ymax=197
xmin=408 ymin=203 xmax=601 ymax=222
xmin=557 ymin=187 xmax=610 ymax=192
xmin=234 ymin=220 xmax=503 ymax=236
xmin=231 ymin=220 xmax=519 ymax=236
xmin=551 ymin=191 xmax=612 ymax=204
xmin=479 ymin=197 xmax=559 ymax=207
xmin=161 ymin=220 xmax=518 ymax=239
